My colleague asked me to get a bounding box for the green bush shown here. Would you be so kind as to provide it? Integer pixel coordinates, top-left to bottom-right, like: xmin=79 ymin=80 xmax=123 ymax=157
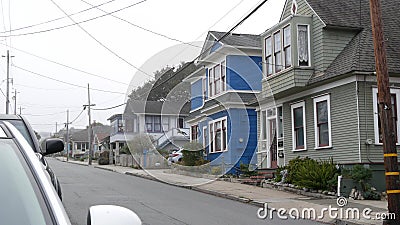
xmin=286 ymin=157 xmax=338 ymax=191
xmin=119 ymin=145 xmax=130 ymax=155
xmin=239 ymin=163 xmax=257 ymax=177
xmin=182 ymin=142 xmax=204 ymax=166
xmin=98 ymin=150 xmax=110 ymax=165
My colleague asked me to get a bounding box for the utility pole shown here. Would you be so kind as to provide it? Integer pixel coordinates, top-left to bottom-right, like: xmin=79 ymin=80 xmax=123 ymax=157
xmin=83 ymin=84 xmax=95 ymax=165
xmin=19 ymin=106 xmax=24 ymax=115
xmin=12 ymin=89 xmax=18 ymax=115
xmin=65 ymin=110 xmax=70 ymax=162
xmin=369 ymin=0 xmax=400 ymax=223
xmin=2 ymin=50 xmax=14 ymax=114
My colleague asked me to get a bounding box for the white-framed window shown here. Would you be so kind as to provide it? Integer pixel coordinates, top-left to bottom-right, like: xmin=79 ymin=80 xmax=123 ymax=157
xmin=265 ymin=25 xmax=292 ymax=77
xmin=202 ymin=77 xmax=207 ymax=100
xmin=191 ymin=124 xmax=199 ymax=142
xmin=372 ymin=88 xmax=400 ymax=144
xmin=208 ymin=61 xmax=226 ymax=98
xmin=209 ymin=117 xmax=228 ymax=153
xmin=203 ymin=126 xmax=208 ymax=149
xmin=297 ymin=24 xmax=310 ymax=67
xmin=291 ymin=101 xmax=306 ymax=151
xmin=313 ymin=95 xmax=332 ymax=148
xmin=162 ymin=116 xmax=169 ymax=132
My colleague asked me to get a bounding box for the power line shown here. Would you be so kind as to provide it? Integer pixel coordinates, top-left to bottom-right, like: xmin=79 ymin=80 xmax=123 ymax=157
xmin=92 ymin=102 xmax=126 ymax=110
xmin=13 ymin=65 xmax=126 ymax=94
xmin=70 ymin=108 xmax=85 ymax=123
xmin=48 ymin=0 xmax=154 ymax=79
xmin=0 ymin=43 xmax=129 ymax=86
xmin=0 ymin=0 xmax=118 ymax=34
xmin=0 ymin=0 xmax=147 ymax=38
xmin=80 ymin=0 xmax=202 ymax=50
xmin=135 ymin=0 xmax=271 ymax=100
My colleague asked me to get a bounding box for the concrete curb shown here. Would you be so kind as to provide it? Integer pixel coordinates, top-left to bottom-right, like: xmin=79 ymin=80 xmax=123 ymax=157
xmin=94 ymin=166 xmax=116 ymax=172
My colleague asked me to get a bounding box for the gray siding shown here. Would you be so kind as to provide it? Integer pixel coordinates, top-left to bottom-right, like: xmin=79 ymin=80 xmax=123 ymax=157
xmin=283 ymin=82 xmax=360 ymax=164
xmin=322 ymin=29 xmax=358 ymax=71
xmin=357 ymin=80 xmax=400 ymax=162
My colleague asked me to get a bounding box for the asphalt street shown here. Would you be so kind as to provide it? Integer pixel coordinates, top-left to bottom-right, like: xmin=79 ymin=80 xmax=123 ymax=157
xmin=47 ymin=158 xmax=324 ymax=225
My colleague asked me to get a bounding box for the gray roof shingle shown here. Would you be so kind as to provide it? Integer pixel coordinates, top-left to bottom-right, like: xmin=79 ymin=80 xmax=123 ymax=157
xmin=209 ymin=31 xmax=261 ymax=49
xmin=308 ymin=0 xmax=400 ymax=83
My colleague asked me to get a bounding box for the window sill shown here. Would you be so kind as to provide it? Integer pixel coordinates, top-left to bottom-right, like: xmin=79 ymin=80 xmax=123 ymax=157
xmin=265 ymin=66 xmax=293 ymax=79
xmin=374 ymin=143 xmax=400 ymax=146
xmin=314 ymin=146 xmax=332 ymax=150
xmin=292 ymin=148 xmax=307 ymax=152
xmin=209 ymin=149 xmax=228 ymax=154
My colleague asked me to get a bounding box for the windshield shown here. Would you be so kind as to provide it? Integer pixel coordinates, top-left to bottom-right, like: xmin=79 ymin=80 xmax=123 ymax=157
xmin=0 ymin=139 xmax=52 ymax=224
xmin=5 ymin=120 xmax=36 ymax=150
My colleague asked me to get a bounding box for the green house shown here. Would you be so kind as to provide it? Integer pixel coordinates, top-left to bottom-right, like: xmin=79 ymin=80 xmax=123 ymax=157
xmin=256 ymin=0 xmax=400 ymax=191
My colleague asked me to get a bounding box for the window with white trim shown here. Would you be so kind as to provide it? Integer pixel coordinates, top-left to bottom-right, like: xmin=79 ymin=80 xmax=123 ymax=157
xmin=265 ymin=25 xmax=292 ymax=77
xmin=297 ymin=24 xmax=309 ymax=67
xmin=191 ymin=124 xmax=199 ymax=141
xmin=209 ymin=117 xmax=227 ymax=153
xmin=291 ymin=101 xmax=306 ymax=150
xmin=208 ymin=61 xmax=226 ymax=97
xmin=372 ymin=88 xmax=400 ymax=144
xmin=313 ymin=95 xmax=332 ymax=148
xmin=145 ymin=115 xmax=161 ymax=133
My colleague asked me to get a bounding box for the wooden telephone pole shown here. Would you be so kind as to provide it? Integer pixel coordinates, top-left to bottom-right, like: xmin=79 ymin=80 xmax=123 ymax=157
xmin=369 ymin=0 xmax=400 ymax=223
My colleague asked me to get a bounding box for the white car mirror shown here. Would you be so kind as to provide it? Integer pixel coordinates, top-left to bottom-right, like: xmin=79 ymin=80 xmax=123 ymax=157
xmin=87 ymin=205 xmax=142 ymax=225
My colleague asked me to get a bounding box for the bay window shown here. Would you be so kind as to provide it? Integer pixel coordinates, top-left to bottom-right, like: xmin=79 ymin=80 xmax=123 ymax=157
xmin=191 ymin=124 xmax=199 ymax=141
xmin=265 ymin=37 xmax=273 ymax=76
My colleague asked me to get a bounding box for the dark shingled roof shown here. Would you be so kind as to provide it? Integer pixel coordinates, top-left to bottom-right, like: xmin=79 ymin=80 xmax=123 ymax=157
xmin=124 ymin=100 xmax=190 ymax=116
xmin=307 ymin=0 xmax=400 ymax=83
xmin=186 ymin=93 xmax=257 ymax=121
xmin=209 ymin=31 xmax=261 ymax=49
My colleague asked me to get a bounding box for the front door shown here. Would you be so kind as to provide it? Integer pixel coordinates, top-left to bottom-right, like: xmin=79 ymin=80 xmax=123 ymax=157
xmin=268 ymin=118 xmax=277 ymax=168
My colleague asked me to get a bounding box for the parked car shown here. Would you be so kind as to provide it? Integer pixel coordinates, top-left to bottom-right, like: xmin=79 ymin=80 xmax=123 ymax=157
xmin=0 ymin=121 xmax=142 ymax=225
xmin=0 ymin=114 xmax=63 ymax=199
xmin=168 ymin=148 xmax=183 ymax=164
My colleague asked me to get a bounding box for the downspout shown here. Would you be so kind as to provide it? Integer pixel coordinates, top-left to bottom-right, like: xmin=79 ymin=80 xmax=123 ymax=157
xmin=364 ymin=74 xmax=374 ymax=163
xmin=356 ymin=76 xmax=362 ymax=163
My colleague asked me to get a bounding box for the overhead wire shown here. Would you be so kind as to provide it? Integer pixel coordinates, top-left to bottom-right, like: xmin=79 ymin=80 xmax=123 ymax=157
xmin=80 ymin=0 xmax=202 ymax=50
xmin=94 ymin=0 xmax=271 ymax=111
xmin=0 ymin=43 xmax=129 ymax=86
xmin=0 ymin=0 xmax=148 ymax=38
xmin=0 ymin=0 xmax=118 ymax=34
xmin=48 ymin=0 xmax=154 ymax=79
xmin=13 ymin=65 xmax=126 ymax=95
xmin=134 ymin=0 xmax=271 ymax=100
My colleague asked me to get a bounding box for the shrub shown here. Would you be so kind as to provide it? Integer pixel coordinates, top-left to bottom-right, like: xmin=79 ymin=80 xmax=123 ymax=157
xmin=119 ymin=145 xmax=130 ymax=155
xmin=211 ymin=166 xmax=222 ymax=175
xmin=286 ymin=157 xmax=338 ymax=191
xmin=98 ymin=150 xmax=110 ymax=165
xmin=182 ymin=142 xmax=204 ymax=166
xmin=239 ymin=163 xmax=257 ymax=177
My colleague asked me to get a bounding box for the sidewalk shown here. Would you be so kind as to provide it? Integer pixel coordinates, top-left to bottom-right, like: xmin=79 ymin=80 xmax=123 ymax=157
xmin=56 ymin=157 xmax=389 ymax=225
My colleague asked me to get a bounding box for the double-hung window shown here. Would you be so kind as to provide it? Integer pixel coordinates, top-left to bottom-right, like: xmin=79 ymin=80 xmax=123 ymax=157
xmin=313 ymin=95 xmax=332 ymax=148
xmin=265 ymin=37 xmax=273 ymax=76
xmin=274 ymin=31 xmax=282 ymax=73
xmin=291 ymin=101 xmax=306 ymax=150
xmin=208 ymin=61 xmax=226 ymax=97
xmin=208 ymin=68 xmax=214 ymax=97
xmin=283 ymin=25 xmax=291 ymax=68
xmin=298 ymin=25 xmax=309 ymax=67
xmin=191 ymin=125 xmax=199 ymax=141
xmin=145 ymin=115 xmax=161 ymax=133
xmin=209 ymin=117 xmax=227 ymax=153
xmin=373 ymin=88 xmax=400 ymax=144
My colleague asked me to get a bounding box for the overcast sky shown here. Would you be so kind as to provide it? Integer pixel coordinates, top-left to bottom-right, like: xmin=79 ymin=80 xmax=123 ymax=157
xmin=0 ymin=0 xmax=284 ymax=134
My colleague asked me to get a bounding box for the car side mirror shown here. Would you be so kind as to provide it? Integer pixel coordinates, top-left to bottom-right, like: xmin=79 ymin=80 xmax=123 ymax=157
xmin=87 ymin=205 xmax=141 ymax=225
xmin=41 ymin=138 xmax=64 ymax=156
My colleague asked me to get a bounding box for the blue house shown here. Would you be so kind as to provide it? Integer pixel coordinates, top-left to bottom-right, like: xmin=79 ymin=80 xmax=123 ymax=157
xmin=184 ymin=31 xmax=262 ymax=174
